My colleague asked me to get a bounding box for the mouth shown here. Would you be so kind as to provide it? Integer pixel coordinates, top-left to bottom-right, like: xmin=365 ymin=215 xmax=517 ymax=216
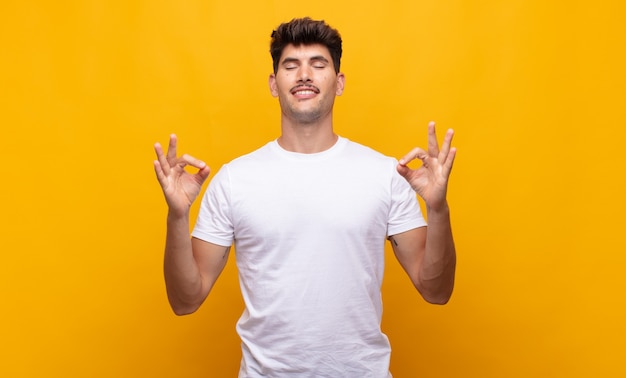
xmin=290 ymin=85 xmax=320 ymax=96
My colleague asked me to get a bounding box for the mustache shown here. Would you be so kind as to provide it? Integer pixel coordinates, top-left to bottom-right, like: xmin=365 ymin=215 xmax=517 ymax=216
xmin=290 ymin=84 xmax=320 ymax=93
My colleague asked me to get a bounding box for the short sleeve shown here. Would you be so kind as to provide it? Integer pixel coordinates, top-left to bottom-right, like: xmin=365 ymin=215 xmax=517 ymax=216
xmin=387 ymin=161 xmax=427 ymax=236
xmin=191 ymin=165 xmax=234 ymax=247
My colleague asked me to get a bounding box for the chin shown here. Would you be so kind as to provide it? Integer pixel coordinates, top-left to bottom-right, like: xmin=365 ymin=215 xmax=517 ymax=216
xmin=289 ymin=110 xmax=323 ymax=124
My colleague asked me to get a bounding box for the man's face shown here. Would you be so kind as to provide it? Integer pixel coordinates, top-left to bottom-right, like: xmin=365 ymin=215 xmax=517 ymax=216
xmin=269 ymin=43 xmax=345 ymax=124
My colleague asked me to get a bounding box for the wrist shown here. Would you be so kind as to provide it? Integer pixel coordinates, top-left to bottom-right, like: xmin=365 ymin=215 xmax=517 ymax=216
xmin=426 ymin=201 xmax=450 ymax=219
xmin=167 ymin=207 xmax=190 ymax=222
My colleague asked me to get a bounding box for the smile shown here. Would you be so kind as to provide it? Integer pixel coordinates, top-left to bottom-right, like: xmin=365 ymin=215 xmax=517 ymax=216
xmin=290 ymin=85 xmax=320 ymax=95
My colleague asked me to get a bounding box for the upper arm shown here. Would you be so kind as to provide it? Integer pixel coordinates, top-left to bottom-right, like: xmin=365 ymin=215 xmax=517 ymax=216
xmin=390 ymin=224 xmax=456 ymax=304
xmin=389 ymin=226 xmax=427 ymax=287
xmin=191 ymin=237 xmax=231 ymax=296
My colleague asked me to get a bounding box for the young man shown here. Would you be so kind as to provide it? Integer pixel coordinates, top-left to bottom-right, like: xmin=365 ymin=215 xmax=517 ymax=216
xmin=154 ymin=17 xmax=456 ymax=378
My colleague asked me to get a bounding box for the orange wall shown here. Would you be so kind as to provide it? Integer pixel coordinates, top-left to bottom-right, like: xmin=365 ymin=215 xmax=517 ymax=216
xmin=1 ymin=1 xmax=625 ymax=377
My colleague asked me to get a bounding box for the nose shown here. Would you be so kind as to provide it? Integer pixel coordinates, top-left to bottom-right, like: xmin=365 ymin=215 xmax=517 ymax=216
xmin=297 ymin=65 xmax=312 ymax=83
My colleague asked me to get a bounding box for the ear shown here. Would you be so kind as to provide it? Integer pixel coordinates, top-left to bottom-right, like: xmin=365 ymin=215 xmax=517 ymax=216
xmin=336 ymin=73 xmax=346 ymax=96
xmin=269 ymin=73 xmax=279 ymax=97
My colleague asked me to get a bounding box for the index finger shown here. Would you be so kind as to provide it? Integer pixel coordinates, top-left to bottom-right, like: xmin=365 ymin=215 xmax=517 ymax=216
xmin=398 ymin=147 xmax=428 ymax=166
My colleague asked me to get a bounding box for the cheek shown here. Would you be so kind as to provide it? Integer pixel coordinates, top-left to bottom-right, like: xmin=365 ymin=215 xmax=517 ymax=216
xmin=277 ymin=75 xmax=294 ymax=89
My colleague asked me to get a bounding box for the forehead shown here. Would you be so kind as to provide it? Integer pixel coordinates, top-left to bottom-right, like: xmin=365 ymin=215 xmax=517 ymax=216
xmin=279 ymin=43 xmax=333 ymax=63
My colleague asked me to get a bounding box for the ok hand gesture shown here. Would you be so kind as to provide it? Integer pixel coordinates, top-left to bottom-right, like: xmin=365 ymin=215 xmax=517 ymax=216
xmin=397 ymin=122 xmax=456 ymax=212
xmin=153 ymin=134 xmax=211 ymax=216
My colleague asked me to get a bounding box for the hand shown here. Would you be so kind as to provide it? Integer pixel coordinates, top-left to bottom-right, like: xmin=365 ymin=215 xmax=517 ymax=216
xmin=153 ymin=134 xmax=211 ymax=215
xmin=397 ymin=121 xmax=456 ymax=212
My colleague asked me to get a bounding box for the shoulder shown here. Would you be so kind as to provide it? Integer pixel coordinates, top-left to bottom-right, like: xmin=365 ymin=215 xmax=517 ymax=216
xmin=340 ymin=137 xmax=398 ymax=166
xmin=206 ymin=142 xmax=275 ymax=187
xmin=222 ymin=141 xmax=276 ymax=169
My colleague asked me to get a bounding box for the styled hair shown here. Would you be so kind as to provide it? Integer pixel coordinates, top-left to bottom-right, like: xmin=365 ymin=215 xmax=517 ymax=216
xmin=270 ymin=17 xmax=343 ymax=74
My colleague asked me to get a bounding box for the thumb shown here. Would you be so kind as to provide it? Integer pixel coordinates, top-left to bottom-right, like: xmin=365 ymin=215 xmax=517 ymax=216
xmin=195 ymin=165 xmax=211 ymax=184
xmin=396 ymin=163 xmax=411 ymax=178
xmin=396 ymin=164 xmax=413 ymax=181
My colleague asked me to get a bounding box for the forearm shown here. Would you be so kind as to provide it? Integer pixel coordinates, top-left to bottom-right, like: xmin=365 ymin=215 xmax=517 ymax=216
xmin=420 ymin=203 xmax=456 ymax=304
xmin=163 ymin=210 xmax=205 ymax=315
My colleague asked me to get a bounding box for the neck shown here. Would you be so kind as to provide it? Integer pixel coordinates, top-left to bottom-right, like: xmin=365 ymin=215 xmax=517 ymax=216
xmin=277 ymin=115 xmax=337 ymax=154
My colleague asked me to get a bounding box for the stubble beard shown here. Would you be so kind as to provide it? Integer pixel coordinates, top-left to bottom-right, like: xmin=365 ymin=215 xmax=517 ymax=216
xmin=289 ymin=108 xmax=322 ymax=125
xmin=280 ymin=96 xmax=335 ymax=125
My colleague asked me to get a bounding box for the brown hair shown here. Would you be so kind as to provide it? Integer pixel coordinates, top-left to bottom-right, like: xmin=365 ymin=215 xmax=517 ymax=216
xmin=270 ymin=17 xmax=343 ymax=74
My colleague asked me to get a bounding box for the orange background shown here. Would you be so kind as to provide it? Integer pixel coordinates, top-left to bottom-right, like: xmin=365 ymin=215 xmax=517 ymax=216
xmin=1 ymin=1 xmax=625 ymax=377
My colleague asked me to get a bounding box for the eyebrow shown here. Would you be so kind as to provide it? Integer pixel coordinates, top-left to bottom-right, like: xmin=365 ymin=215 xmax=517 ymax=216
xmin=281 ymin=55 xmax=330 ymax=65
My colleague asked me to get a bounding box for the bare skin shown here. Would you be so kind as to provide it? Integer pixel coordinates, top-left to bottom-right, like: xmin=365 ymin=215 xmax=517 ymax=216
xmin=154 ymin=135 xmax=230 ymax=315
xmin=269 ymin=43 xmax=345 ymax=153
xmin=154 ymin=43 xmax=457 ymax=314
xmin=392 ymin=121 xmax=457 ymax=303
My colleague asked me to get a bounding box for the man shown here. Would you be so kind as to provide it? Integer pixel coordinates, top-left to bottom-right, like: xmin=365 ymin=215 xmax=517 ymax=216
xmin=154 ymin=17 xmax=456 ymax=378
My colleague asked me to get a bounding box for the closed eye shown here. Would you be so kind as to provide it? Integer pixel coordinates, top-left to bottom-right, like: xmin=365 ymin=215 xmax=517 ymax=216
xmin=281 ymin=58 xmax=299 ymax=70
xmin=311 ymin=57 xmax=329 ymax=69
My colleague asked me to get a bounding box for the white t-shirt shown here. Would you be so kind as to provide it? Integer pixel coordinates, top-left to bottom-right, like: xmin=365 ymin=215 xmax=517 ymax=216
xmin=192 ymin=137 xmax=426 ymax=377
